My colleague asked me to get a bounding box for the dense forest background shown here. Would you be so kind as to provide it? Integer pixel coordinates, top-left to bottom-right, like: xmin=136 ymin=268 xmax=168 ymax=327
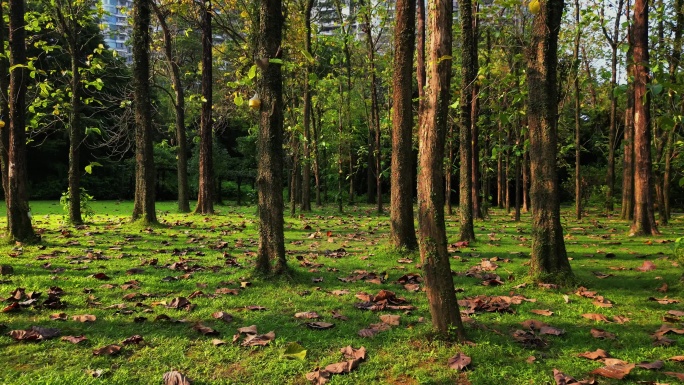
xmin=8 ymin=0 xmax=684 ymax=215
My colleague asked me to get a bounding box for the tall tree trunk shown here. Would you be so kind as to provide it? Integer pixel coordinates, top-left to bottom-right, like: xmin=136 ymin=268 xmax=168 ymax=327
xmin=0 ymin=3 xmax=9 ymax=219
xmin=522 ymin=139 xmax=530 ymax=212
xmin=390 ymin=0 xmax=418 ymax=250
xmin=289 ymin=137 xmax=299 ymax=217
xmin=152 ymin=2 xmax=190 ymax=213
xmin=665 ymin=0 xmax=683 ymax=220
xmin=459 ymin=0 xmax=476 ymax=241
xmin=195 ymin=1 xmax=214 ymax=214
xmin=6 ymin=0 xmax=35 ymax=242
xmin=313 ymin=106 xmax=321 ymax=207
xmin=470 ymin=0 xmax=482 ymax=220
xmin=301 ymin=0 xmax=313 ymax=212
xmin=621 ymin=25 xmax=635 ymax=220
xmin=525 ymin=0 xmax=573 ymax=283
xmin=255 ymin=0 xmax=286 ymax=274
xmin=573 ymin=0 xmax=582 ymax=220
xmin=337 ymin=81 xmax=344 ymax=213
xmin=131 ymin=0 xmax=157 ymax=224
xmin=630 ymin=0 xmax=658 ymax=235
xmin=497 ymin=121 xmax=503 ymax=208
xmin=68 ymin=46 xmax=83 ymax=225
xmin=446 ymin=121 xmax=453 ymax=215
xmin=416 ymin=0 xmax=426 ymax=127
xmin=418 ymin=0 xmax=465 ymax=341
xmin=514 ymin=151 xmax=521 ymax=222
xmin=601 ymin=0 xmax=624 ymax=212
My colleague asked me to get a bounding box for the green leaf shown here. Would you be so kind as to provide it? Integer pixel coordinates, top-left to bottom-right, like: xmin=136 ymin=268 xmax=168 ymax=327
xmin=269 ymin=58 xmax=283 ymax=65
xmin=282 ymin=342 xmax=307 ymax=360
xmin=234 ymin=93 xmax=244 ymax=107
xmin=649 ymin=83 xmax=664 ymax=96
xmin=302 ymin=49 xmax=314 ymax=63
xmin=248 ymin=65 xmax=257 ymax=80
xmin=84 ymin=162 xmax=102 ymax=175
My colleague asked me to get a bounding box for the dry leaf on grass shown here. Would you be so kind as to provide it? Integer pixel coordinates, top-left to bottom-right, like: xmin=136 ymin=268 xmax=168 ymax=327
xmin=591 ymin=363 xmax=635 ymax=380
xmin=92 ymin=344 xmax=121 ymax=356
xmin=447 ymin=353 xmax=471 ymax=371
xmin=590 ymin=328 xmax=616 ymax=339
xmin=72 ymin=314 xmax=97 ymax=322
xmin=636 ymin=360 xmax=663 ymax=370
xmin=531 ymin=309 xmax=554 ymax=316
xmin=582 ymin=313 xmax=611 ymax=322
xmin=577 ymin=349 xmax=609 ymax=360
xmin=163 ymin=370 xmax=192 ymax=385
xmin=61 ymin=335 xmax=88 ymax=344
xmin=212 ymin=311 xmax=233 ymax=323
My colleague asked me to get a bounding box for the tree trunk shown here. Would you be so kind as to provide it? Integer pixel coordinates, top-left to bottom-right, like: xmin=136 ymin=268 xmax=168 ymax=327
xmin=514 ymin=152 xmax=521 ymax=222
xmin=418 ymin=0 xmax=465 ymax=341
xmin=416 ymin=0 xmax=426 ymax=127
xmin=525 ymin=0 xmax=573 ymax=283
xmin=390 ymin=0 xmax=418 ymax=250
xmin=497 ymin=121 xmax=503 ymax=208
xmin=630 ymin=0 xmax=658 ymax=236
xmin=665 ymin=0 xmax=683 ymax=220
xmin=6 ymin=0 xmax=35 ymax=242
xmin=602 ymin=0 xmax=624 ymax=212
xmin=470 ymin=0 xmax=482 ymax=221
xmin=255 ymin=0 xmax=286 ymax=274
xmin=573 ymin=0 xmax=581 ymax=221
xmin=0 ymin=3 xmax=9 ymax=219
xmin=522 ymin=140 xmax=530 ymax=212
xmin=301 ymin=0 xmax=313 ymax=212
xmin=459 ymin=0 xmax=476 ymax=242
xmin=446 ymin=121 xmax=453 ymax=216
xmin=313 ymin=105 xmax=321 ymax=207
xmin=621 ymin=26 xmax=635 ymax=220
xmin=131 ymin=0 xmax=157 ymax=224
xmin=68 ymin=46 xmax=83 ymax=225
xmin=151 ymin=2 xmax=190 ymax=213
xmin=195 ymin=1 xmax=214 ymax=214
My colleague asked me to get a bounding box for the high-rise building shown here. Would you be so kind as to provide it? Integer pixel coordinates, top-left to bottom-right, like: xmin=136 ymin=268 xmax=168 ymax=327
xmin=101 ymin=0 xmax=133 ymax=61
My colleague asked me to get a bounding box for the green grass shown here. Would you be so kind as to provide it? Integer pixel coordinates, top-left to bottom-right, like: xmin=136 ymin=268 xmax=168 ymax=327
xmin=0 ymin=201 xmax=682 ymax=384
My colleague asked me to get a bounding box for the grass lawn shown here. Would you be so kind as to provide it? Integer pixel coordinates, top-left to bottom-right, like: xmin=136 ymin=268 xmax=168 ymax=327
xmin=0 ymin=201 xmax=682 ymax=384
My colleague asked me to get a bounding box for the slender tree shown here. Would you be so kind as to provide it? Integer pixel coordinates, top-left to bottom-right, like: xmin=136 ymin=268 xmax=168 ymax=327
xmin=131 ymin=0 xmax=157 ymax=224
xmin=301 ymin=0 xmax=314 ymax=212
xmin=459 ymin=0 xmax=476 ymax=241
xmin=195 ymin=0 xmax=214 ymax=214
xmin=390 ymin=0 xmax=418 ymax=250
xmin=0 ymin=3 xmax=10 ymax=216
xmin=418 ymin=0 xmax=465 ymax=341
xmin=630 ymin=0 xmax=658 ymax=235
xmin=525 ymin=0 xmax=573 ymax=282
xmin=599 ymin=0 xmax=625 ymax=212
xmin=6 ymin=0 xmax=35 ymax=242
xmin=255 ymin=0 xmax=286 ymax=274
xmin=621 ymin=21 xmax=635 ymax=220
xmin=152 ymin=1 xmax=190 ymax=213
xmin=572 ymin=0 xmax=582 ymax=220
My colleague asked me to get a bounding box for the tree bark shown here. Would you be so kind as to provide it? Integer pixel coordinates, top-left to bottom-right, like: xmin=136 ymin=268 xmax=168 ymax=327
xmin=195 ymin=0 xmax=214 ymax=214
xmin=470 ymin=0 xmax=482 ymax=221
xmin=573 ymin=0 xmax=581 ymax=221
xmin=630 ymin=0 xmax=658 ymax=235
xmin=416 ymin=0 xmax=426 ymax=128
xmin=131 ymin=0 xmax=157 ymax=224
xmin=255 ymin=0 xmax=286 ymax=274
xmin=6 ymin=0 xmax=35 ymax=242
xmin=525 ymin=0 xmax=573 ymax=283
xmin=418 ymin=0 xmax=465 ymax=341
xmin=601 ymin=0 xmax=624 ymax=212
xmin=301 ymin=0 xmax=313 ymax=212
xmin=0 ymin=3 xmax=9 ymax=220
xmin=459 ymin=0 xmax=476 ymax=241
xmin=390 ymin=0 xmax=418 ymax=250
xmin=621 ymin=25 xmax=635 ymax=220
xmin=152 ymin=2 xmax=190 ymax=213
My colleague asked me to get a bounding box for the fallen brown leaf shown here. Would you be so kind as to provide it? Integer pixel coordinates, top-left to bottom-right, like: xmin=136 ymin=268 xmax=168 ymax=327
xmin=92 ymin=344 xmax=121 ymax=356
xmin=664 ymin=372 xmax=684 ymax=380
xmin=163 ymin=370 xmax=192 ymax=385
xmin=72 ymin=314 xmax=97 ymax=322
xmin=578 ymin=349 xmax=609 ymax=360
xmin=636 ymin=360 xmax=663 ymax=370
xmin=591 ymin=363 xmax=635 ymax=379
xmin=590 ymin=328 xmax=616 ymax=339
xmin=61 ymin=335 xmax=88 ymax=344
xmin=305 ymin=368 xmax=330 ymax=385
xmin=531 ymin=309 xmax=553 ymax=317
xmin=379 ymin=314 xmax=400 ymax=326
xmin=340 ymin=346 xmax=366 ymax=360
xmin=582 ymin=313 xmax=611 ymax=322
xmin=636 ymin=261 xmax=656 ymax=272
xmin=212 ymin=311 xmax=233 ymax=323
xmin=447 ymin=353 xmax=471 ymax=371
xmin=305 ymin=322 xmax=335 ymax=330
xmin=295 ymin=312 xmax=321 ymax=319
